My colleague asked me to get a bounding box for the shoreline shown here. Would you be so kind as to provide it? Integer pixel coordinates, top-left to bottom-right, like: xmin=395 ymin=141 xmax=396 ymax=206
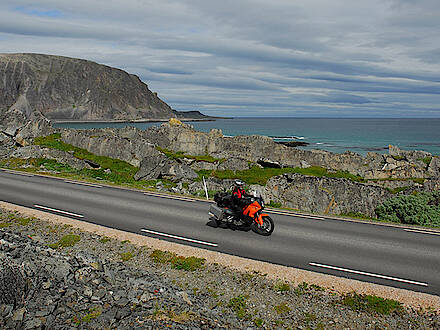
xmin=51 ymin=117 xmax=221 ymax=124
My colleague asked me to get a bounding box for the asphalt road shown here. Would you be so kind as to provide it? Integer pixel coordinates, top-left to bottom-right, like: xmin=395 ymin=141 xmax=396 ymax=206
xmin=1 ymin=169 xmax=439 ymax=296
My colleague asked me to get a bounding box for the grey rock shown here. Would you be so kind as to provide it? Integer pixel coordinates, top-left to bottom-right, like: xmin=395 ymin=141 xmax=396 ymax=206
xmin=0 ymin=53 xmax=176 ymax=121
xmin=115 ymin=306 xmax=131 ymax=320
xmin=1 ymin=304 xmax=14 ymax=318
xmin=11 ymin=307 xmax=26 ymax=321
xmin=134 ymin=152 xmax=197 ymax=181
xmin=24 ymin=317 xmax=42 ymax=329
xmin=265 ymin=173 xmax=392 ymax=217
xmin=0 ymin=257 xmax=27 ymax=305
xmin=218 ymin=157 xmax=250 ymax=171
xmin=428 ymin=156 xmax=440 ymax=177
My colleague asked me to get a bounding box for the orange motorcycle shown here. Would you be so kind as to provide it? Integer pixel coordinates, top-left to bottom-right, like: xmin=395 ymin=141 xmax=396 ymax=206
xmin=209 ymin=192 xmax=275 ymax=236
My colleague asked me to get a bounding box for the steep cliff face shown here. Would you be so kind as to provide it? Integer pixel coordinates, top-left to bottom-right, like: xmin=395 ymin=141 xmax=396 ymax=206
xmin=0 ymin=53 xmax=175 ymax=120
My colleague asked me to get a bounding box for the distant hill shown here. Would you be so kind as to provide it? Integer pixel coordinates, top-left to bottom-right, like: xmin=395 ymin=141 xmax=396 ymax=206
xmin=0 ymin=53 xmax=204 ymax=121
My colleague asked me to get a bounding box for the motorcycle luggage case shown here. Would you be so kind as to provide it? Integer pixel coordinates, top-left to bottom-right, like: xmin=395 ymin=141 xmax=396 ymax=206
xmin=209 ymin=204 xmax=224 ymax=220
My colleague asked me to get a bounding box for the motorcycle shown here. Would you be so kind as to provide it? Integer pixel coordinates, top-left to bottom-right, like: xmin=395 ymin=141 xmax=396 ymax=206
xmin=208 ymin=191 xmax=275 ymax=236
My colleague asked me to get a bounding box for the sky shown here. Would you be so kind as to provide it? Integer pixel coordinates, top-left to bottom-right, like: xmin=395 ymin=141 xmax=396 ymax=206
xmin=1 ymin=0 xmax=439 ymax=117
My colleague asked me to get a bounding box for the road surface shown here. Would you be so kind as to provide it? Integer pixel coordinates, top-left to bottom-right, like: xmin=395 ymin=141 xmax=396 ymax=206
xmin=1 ymin=169 xmax=439 ymax=296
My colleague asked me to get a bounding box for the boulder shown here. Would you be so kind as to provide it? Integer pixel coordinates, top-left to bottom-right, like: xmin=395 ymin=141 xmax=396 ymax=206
xmin=218 ymin=157 xmax=250 ymax=171
xmin=134 ymin=153 xmax=197 ymax=181
xmin=428 ymin=156 xmax=440 ymax=177
xmin=0 ymin=108 xmax=27 ymax=137
xmin=0 ymin=258 xmax=27 ymax=306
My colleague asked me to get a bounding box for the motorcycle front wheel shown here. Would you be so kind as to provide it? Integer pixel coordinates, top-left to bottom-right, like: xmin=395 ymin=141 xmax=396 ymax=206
xmin=251 ymin=215 xmax=274 ymax=236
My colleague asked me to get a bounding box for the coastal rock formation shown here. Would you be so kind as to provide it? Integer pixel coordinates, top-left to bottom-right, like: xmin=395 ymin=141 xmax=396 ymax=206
xmin=0 ymin=108 xmax=53 ymax=157
xmin=134 ymin=153 xmax=198 ymax=181
xmin=0 ymin=53 xmax=176 ymax=121
xmin=10 ymin=145 xmax=90 ymax=170
xmin=61 ymin=127 xmax=158 ymax=167
xmin=60 ymin=122 xmax=439 ymax=182
xmin=265 ymin=174 xmax=392 ymax=217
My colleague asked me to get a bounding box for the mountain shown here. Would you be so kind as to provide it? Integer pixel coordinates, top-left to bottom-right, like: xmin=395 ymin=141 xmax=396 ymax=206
xmin=0 ymin=53 xmax=185 ymax=121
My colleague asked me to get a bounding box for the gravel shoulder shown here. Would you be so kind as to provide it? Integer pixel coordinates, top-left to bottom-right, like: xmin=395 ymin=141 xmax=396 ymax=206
xmin=1 ymin=202 xmax=439 ymax=329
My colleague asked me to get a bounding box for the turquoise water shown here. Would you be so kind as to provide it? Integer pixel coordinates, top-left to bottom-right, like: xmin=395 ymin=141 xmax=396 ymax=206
xmin=54 ymin=118 xmax=440 ymax=156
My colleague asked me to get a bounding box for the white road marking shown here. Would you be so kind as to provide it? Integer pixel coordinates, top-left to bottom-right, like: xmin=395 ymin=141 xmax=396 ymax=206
xmin=404 ymin=229 xmax=440 ymax=236
xmin=2 ymin=169 xmax=34 ymax=177
xmin=141 ymin=228 xmax=218 ymax=247
xmin=143 ymin=192 xmax=195 ymax=202
xmin=33 ymin=204 xmax=84 ymax=218
xmin=309 ymin=262 xmax=428 ymax=287
xmin=64 ymin=180 xmax=102 ymax=188
xmin=268 ymin=209 xmax=325 ymax=220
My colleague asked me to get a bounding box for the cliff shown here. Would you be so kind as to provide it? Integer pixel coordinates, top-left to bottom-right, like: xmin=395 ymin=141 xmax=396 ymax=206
xmin=0 ymin=53 xmax=176 ymax=121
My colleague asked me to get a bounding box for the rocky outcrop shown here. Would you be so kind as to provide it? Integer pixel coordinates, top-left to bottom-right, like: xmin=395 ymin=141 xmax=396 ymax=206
xmin=10 ymin=145 xmax=90 ymax=170
xmin=61 ymin=127 xmax=158 ymax=167
xmin=142 ymin=123 xmax=438 ymax=179
xmin=0 ymin=108 xmax=54 ymax=157
xmin=0 ymin=53 xmax=176 ymax=121
xmin=134 ymin=153 xmax=197 ymax=181
xmin=59 ymin=122 xmax=439 ymax=183
xmin=265 ymin=173 xmax=392 ymax=217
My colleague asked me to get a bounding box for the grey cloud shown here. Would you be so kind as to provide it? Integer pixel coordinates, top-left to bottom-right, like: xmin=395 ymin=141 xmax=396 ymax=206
xmin=0 ymin=1 xmax=439 ymax=117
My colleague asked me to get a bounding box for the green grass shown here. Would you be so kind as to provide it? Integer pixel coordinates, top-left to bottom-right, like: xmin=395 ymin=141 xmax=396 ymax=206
xmin=149 ymin=250 xmax=205 ymax=271
xmin=391 ymin=155 xmax=405 ymax=161
xmin=34 ymin=133 xmax=138 ymax=183
xmin=48 ymin=234 xmax=80 ymax=249
xmin=120 ymin=251 xmax=134 ymax=262
xmin=341 ymin=293 xmax=403 ymax=315
xmin=274 ymin=282 xmax=290 ymax=292
xmin=417 ymin=157 xmax=432 ymax=166
xmin=339 ymin=212 xmax=374 ymax=220
xmin=99 ymin=237 xmax=111 ymax=243
xmin=274 ymin=302 xmax=291 ymax=315
xmin=386 ymin=186 xmax=410 ymax=194
xmin=197 ymin=165 xmax=366 ymax=186
xmin=228 ymin=295 xmax=248 ymax=318
xmin=268 ymin=201 xmax=282 ymax=208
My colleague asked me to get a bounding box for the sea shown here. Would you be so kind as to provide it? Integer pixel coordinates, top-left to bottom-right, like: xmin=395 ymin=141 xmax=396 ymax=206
xmin=54 ymin=118 xmax=440 ymax=156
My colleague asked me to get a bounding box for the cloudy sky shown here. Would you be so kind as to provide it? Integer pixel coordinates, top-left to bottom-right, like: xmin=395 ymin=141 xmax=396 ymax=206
xmin=1 ymin=0 xmax=439 ymax=117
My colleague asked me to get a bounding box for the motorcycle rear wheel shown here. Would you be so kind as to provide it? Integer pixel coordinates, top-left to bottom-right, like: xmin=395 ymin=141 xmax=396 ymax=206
xmin=251 ymin=215 xmax=274 ymax=236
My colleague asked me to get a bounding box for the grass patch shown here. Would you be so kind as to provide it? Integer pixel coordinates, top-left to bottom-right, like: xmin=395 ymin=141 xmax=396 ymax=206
xmin=48 ymin=234 xmax=80 ymax=249
xmin=386 ymin=186 xmax=410 ymax=194
xmin=274 ymin=282 xmax=290 ymax=293
xmin=0 ymin=222 xmax=11 ymax=228
xmin=228 ymin=295 xmax=248 ymax=318
xmin=197 ymin=165 xmax=365 ymax=185
xmin=339 ymin=212 xmax=374 ymax=220
xmin=274 ymin=302 xmax=291 ymax=315
xmin=341 ymin=293 xmax=403 ymax=315
xmin=99 ymin=236 xmax=111 ymax=243
xmin=149 ymin=250 xmax=205 ymax=271
xmin=34 ymin=133 xmax=138 ymax=183
xmin=72 ymin=307 xmax=102 ymax=325
xmin=268 ymin=201 xmax=282 ymax=208
xmin=120 ymin=252 xmax=134 ymax=262
xmin=417 ymin=157 xmax=432 ymax=166
xmin=391 ymin=155 xmax=405 ymax=161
